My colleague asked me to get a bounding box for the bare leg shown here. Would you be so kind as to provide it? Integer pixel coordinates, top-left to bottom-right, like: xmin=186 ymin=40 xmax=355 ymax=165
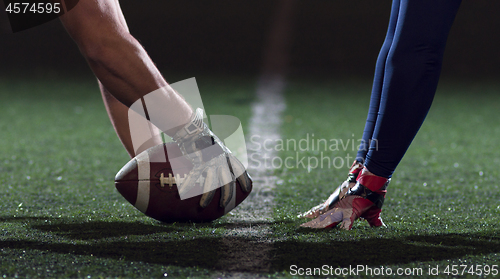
xmin=100 ymin=82 xmax=162 ymax=158
xmin=60 ymin=0 xmax=192 ymax=137
xmin=60 ymin=1 xmax=252 ymax=209
xmin=84 ymin=0 xmax=162 ymax=158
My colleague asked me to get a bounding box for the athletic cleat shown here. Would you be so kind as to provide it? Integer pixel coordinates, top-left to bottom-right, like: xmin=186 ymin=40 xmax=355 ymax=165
xmin=298 ymin=161 xmax=363 ymax=219
xmin=300 ymin=167 xmax=389 ymax=230
xmin=172 ymin=108 xmax=252 ymax=208
xmin=360 ymin=206 xmax=386 ymax=228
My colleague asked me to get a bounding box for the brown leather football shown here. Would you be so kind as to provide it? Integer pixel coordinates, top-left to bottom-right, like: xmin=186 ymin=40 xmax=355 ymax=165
xmin=115 ymin=142 xmax=252 ymax=222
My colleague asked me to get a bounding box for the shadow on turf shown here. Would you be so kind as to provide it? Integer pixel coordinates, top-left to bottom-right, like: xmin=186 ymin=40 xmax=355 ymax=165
xmin=1 ymin=217 xmax=182 ymax=240
xmin=1 ymin=217 xmax=499 ymax=272
xmin=0 ymin=238 xmax=222 ymax=267
xmin=1 ymin=216 xmax=277 ymax=241
xmin=270 ymin=231 xmax=500 ymax=271
xmin=32 ymin=221 xmax=184 ymax=240
xmin=28 ymin=219 xmax=276 ymax=240
xmin=0 ymin=218 xmax=274 ymax=272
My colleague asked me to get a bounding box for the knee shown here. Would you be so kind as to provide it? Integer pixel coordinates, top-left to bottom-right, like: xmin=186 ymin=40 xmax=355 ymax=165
xmin=387 ymin=43 xmax=445 ymax=74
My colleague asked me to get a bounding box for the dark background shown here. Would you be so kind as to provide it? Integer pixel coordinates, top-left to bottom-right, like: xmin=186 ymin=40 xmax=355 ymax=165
xmin=1 ymin=0 xmax=499 ymax=79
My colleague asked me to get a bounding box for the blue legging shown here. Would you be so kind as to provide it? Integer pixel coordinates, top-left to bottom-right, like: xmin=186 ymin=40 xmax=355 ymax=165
xmin=356 ymin=0 xmax=462 ymax=178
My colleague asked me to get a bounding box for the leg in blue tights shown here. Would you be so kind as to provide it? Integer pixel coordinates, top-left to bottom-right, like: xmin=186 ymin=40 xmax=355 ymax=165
xmin=300 ymin=0 xmax=462 ymax=229
xmin=358 ymin=0 xmax=462 ymax=178
xmin=356 ymin=0 xmax=400 ymax=163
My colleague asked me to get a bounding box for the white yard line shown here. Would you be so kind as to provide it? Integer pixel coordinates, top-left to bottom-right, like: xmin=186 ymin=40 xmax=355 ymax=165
xmin=218 ymin=76 xmax=286 ymax=277
xmin=227 ymin=75 xmax=286 ymax=222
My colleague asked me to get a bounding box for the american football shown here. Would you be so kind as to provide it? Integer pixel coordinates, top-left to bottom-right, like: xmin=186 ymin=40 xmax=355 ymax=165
xmin=114 ymin=142 xmax=252 ymax=222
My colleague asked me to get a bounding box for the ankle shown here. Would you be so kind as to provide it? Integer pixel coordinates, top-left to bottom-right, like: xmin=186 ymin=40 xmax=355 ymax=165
xmin=347 ymin=161 xmax=364 ymax=183
xmin=357 ymin=167 xmax=389 ymax=192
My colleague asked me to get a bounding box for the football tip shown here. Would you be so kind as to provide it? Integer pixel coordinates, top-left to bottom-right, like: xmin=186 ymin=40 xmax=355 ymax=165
xmin=115 ymin=157 xmax=137 ymax=181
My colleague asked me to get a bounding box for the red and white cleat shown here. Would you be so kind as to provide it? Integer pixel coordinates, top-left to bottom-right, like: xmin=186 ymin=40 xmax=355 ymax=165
xmin=300 ymin=167 xmax=389 ymax=230
xmin=298 ymin=161 xmax=363 ymax=219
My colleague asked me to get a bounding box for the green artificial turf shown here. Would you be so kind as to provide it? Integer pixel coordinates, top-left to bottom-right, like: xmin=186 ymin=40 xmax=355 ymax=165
xmin=272 ymin=78 xmax=500 ymax=278
xmin=1 ymin=75 xmax=499 ymax=278
xmin=0 ymin=74 xmax=256 ymax=278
